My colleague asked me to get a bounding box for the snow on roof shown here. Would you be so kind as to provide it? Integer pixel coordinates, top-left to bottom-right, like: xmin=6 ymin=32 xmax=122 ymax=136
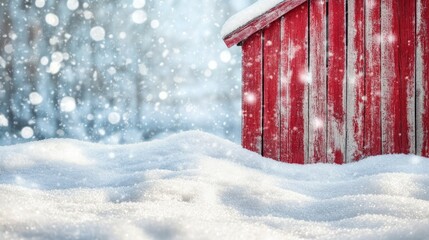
xmin=1 ymin=131 xmax=429 ymax=238
xmin=221 ymin=0 xmax=306 ymax=47
xmin=221 ymin=0 xmax=284 ymax=38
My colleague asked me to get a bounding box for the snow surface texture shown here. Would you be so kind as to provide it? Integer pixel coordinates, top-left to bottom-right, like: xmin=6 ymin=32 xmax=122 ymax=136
xmin=221 ymin=0 xmax=283 ymax=37
xmin=1 ymin=131 xmax=429 ymax=239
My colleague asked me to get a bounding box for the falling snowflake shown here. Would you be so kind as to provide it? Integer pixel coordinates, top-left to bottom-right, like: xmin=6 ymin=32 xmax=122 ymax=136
xmin=220 ymin=50 xmax=231 ymax=63
xmin=150 ymin=20 xmax=160 ymax=29
xmin=21 ymin=127 xmax=34 ymax=139
xmin=132 ymin=10 xmax=147 ymax=24
xmin=90 ymin=26 xmax=105 ymax=41
xmin=108 ymin=112 xmax=121 ymax=125
xmin=132 ymin=0 xmax=146 ymax=9
xmin=67 ymin=0 xmax=79 ymax=11
xmin=159 ymin=91 xmax=168 ymax=100
xmin=0 ymin=114 xmax=8 ymax=127
xmin=45 ymin=13 xmax=59 ymax=27
xmin=60 ymin=97 xmax=77 ymax=112
xmin=35 ymin=0 xmax=45 ymax=8
xmin=29 ymin=92 xmax=43 ymax=105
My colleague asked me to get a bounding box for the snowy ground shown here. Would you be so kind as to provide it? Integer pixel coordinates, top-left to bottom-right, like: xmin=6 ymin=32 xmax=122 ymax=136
xmin=0 ymin=131 xmax=428 ymax=240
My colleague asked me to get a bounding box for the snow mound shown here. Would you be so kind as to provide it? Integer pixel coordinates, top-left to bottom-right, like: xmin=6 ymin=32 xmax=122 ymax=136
xmin=1 ymin=131 xmax=429 ymax=239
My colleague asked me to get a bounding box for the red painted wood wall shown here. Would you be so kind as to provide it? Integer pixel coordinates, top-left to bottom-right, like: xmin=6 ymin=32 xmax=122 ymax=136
xmin=239 ymin=0 xmax=429 ymax=163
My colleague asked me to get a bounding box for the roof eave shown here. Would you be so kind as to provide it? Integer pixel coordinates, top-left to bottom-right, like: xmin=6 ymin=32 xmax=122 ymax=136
xmin=223 ymin=0 xmax=307 ymax=48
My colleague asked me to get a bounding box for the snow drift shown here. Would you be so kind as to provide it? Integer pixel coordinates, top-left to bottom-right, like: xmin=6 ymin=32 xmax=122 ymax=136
xmin=0 ymin=131 xmax=428 ymax=239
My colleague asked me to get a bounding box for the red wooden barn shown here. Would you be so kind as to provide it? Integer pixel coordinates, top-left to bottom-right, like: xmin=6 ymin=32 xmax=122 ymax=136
xmin=222 ymin=0 xmax=429 ymax=164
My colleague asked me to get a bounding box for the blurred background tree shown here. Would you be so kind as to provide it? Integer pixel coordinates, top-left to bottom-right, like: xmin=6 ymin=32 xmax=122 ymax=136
xmin=0 ymin=0 xmax=252 ymax=145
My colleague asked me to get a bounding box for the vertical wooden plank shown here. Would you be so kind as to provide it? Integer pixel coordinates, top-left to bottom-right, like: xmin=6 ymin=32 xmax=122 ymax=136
xmin=381 ymin=0 xmax=401 ymax=154
xmin=364 ymin=0 xmax=382 ymax=157
xmin=280 ymin=3 xmax=308 ymax=164
xmin=242 ymin=32 xmax=263 ymax=154
xmin=417 ymin=0 xmax=429 ymax=157
xmin=347 ymin=0 xmax=365 ymax=162
xmin=309 ymin=0 xmax=327 ymax=163
xmin=398 ymin=0 xmax=416 ymax=154
xmin=327 ymin=0 xmax=346 ymax=164
xmin=263 ymin=19 xmax=281 ymax=160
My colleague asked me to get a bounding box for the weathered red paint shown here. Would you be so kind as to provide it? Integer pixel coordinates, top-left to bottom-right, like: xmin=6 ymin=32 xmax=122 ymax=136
xmin=347 ymin=0 xmax=365 ymax=162
xmin=364 ymin=0 xmax=382 ymax=157
xmin=309 ymin=0 xmax=327 ymax=163
xmin=223 ymin=0 xmax=307 ymax=48
xmin=327 ymin=0 xmax=346 ymax=164
xmin=398 ymin=0 xmax=416 ymax=154
xmin=262 ymin=19 xmax=281 ymax=160
xmin=417 ymin=0 xmax=429 ymax=157
xmin=280 ymin=4 xmax=308 ymax=164
xmin=381 ymin=0 xmax=402 ymax=154
xmin=242 ymin=32 xmax=263 ymax=153
xmin=224 ymin=0 xmax=429 ymax=164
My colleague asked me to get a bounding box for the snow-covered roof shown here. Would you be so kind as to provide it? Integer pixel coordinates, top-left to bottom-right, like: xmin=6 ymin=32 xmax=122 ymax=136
xmin=221 ymin=0 xmax=285 ymax=38
xmin=221 ymin=0 xmax=306 ymax=47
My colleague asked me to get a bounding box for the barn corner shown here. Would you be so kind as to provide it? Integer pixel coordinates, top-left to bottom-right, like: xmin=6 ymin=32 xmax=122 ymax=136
xmin=222 ymin=0 xmax=429 ymax=164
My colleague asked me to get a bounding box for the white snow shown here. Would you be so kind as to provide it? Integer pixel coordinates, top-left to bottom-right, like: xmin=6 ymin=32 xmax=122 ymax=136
xmin=0 ymin=56 xmax=6 ymax=68
xmin=40 ymin=56 xmax=49 ymax=66
xmin=221 ymin=0 xmax=284 ymax=38
xmin=83 ymin=10 xmax=94 ymax=20
xmin=35 ymin=0 xmax=45 ymax=8
xmin=107 ymin=67 xmax=117 ymax=75
xmin=45 ymin=13 xmax=59 ymax=27
xmin=118 ymin=32 xmax=127 ymax=39
xmin=51 ymin=52 xmax=64 ymax=63
xmin=150 ymin=19 xmax=160 ymax=29
xmin=220 ymin=50 xmax=232 ymax=63
xmin=66 ymin=0 xmax=79 ymax=11
xmin=29 ymin=92 xmax=43 ymax=105
xmin=0 ymin=114 xmax=8 ymax=127
xmin=244 ymin=91 xmax=257 ymax=105
xmin=108 ymin=112 xmax=121 ymax=125
xmin=4 ymin=44 xmax=14 ymax=54
xmin=208 ymin=60 xmax=218 ymax=70
xmin=90 ymin=26 xmax=106 ymax=42
xmin=132 ymin=10 xmax=148 ymax=24
xmin=20 ymin=127 xmax=34 ymax=139
xmin=138 ymin=63 xmax=148 ymax=76
xmin=60 ymin=97 xmax=76 ymax=112
xmin=133 ymin=0 xmax=146 ymax=9
xmin=48 ymin=62 xmax=61 ymax=75
xmin=0 ymin=131 xmax=428 ymax=239
xmin=49 ymin=36 xmax=60 ymax=46
xmin=158 ymin=91 xmax=168 ymax=100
